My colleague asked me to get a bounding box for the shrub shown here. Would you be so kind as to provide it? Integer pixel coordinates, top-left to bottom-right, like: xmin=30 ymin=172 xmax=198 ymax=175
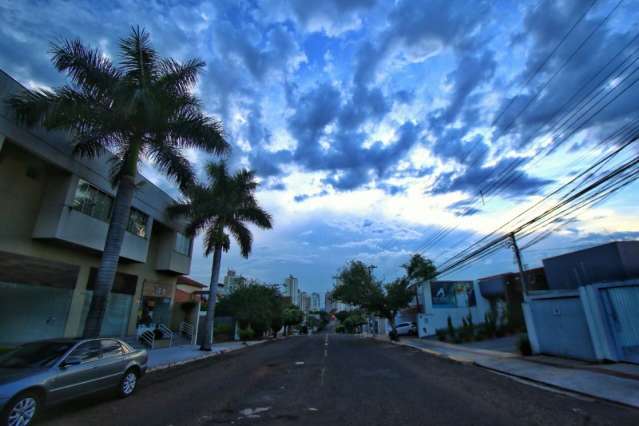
xmin=446 ymin=315 xmax=456 ymax=340
xmin=335 ymin=324 xmax=346 ymax=333
xmin=435 ymin=328 xmax=447 ymax=342
xmin=239 ymin=326 xmax=255 ymax=341
xmin=483 ymin=310 xmax=497 ymax=338
xmin=214 ymin=323 xmax=233 ymax=336
xmin=518 ymin=333 xmax=532 ymax=356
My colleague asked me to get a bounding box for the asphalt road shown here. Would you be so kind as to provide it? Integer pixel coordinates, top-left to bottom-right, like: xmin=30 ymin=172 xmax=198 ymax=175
xmin=39 ymin=334 xmax=638 ymax=426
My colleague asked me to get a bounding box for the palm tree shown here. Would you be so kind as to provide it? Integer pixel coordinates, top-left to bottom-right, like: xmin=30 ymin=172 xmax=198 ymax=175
xmin=8 ymin=27 xmax=229 ymax=337
xmin=169 ymin=162 xmax=273 ymax=350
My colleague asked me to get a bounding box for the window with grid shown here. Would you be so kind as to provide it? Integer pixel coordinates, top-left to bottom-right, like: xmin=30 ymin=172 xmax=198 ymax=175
xmin=127 ymin=208 xmax=148 ymax=238
xmin=72 ymin=179 xmax=113 ymax=222
xmin=175 ymin=232 xmax=191 ymax=255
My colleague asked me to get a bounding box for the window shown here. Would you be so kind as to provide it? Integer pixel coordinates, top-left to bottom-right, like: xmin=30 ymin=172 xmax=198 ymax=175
xmin=72 ymin=179 xmax=113 ymax=222
xmin=175 ymin=232 xmax=191 ymax=255
xmin=127 ymin=208 xmax=148 ymax=238
xmin=101 ymin=339 xmax=124 ymax=358
xmin=67 ymin=340 xmax=101 ymax=363
xmin=0 ymin=341 xmax=74 ymax=368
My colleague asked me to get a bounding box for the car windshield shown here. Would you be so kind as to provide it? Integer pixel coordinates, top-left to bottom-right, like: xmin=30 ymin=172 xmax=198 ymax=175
xmin=0 ymin=341 xmax=74 ymax=368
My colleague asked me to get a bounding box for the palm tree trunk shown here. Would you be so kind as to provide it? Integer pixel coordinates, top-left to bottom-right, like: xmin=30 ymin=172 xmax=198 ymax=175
xmin=200 ymin=243 xmax=223 ymax=351
xmin=83 ymin=174 xmax=137 ymax=337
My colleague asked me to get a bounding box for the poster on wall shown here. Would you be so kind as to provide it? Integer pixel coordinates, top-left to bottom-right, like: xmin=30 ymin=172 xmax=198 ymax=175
xmin=431 ymin=281 xmax=476 ymax=308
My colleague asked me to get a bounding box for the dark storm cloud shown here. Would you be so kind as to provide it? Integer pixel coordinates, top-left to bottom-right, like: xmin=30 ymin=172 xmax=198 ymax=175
xmin=496 ymin=0 xmax=639 ymax=147
xmin=431 ymin=157 xmax=553 ymax=197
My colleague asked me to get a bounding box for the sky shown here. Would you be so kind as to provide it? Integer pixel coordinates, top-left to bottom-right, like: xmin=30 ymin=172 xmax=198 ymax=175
xmin=1 ymin=0 xmax=639 ymax=296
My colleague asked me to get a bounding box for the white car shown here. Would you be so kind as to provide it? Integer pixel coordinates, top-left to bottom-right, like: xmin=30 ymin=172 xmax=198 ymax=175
xmin=394 ymin=322 xmax=417 ymax=336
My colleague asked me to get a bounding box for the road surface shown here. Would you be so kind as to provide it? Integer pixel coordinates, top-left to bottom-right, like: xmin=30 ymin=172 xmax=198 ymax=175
xmin=39 ymin=334 xmax=638 ymax=425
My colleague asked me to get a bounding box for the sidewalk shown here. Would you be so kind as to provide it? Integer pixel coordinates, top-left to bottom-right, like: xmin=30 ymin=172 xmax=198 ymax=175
xmin=147 ymin=340 xmax=266 ymax=372
xmin=383 ymin=336 xmax=639 ymax=409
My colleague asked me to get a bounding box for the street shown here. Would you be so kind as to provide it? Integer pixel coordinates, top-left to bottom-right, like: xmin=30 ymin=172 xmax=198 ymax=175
xmin=39 ymin=334 xmax=638 ymax=426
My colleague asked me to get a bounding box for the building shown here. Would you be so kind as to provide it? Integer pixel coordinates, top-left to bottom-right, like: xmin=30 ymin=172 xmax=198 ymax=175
xmin=311 ymin=292 xmax=321 ymax=311
xmin=221 ymin=269 xmax=247 ymax=296
xmin=0 ymin=69 xmax=193 ymax=345
xmin=300 ymin=291 xmax=311 ymax=313
xmin=413 ymin=280 xmax=491 ymax=338
xmin=523 ymin=241 xmax=639 ymax=364
xmin=324 ymin=292 xmax=333 ymax=312
xmin=283 ymin=275 xmax=299 ymax=306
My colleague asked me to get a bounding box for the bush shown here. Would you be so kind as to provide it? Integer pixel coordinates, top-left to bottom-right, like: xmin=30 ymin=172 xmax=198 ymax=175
xmin=335 ymin=324 xmax=346 ymax=333
xmin=446 ymin=315 xmax=456 ymax=340
xmin=518 ymin=333 xmax=532 ymax=356
xmin=214 ymin=323 xmax=233 ymax=335
xmin=435 ymin=328 xmax=447 ymax=342
xmin=483 ymin=310 xmax=497 ymax=338
xmin=239 ymin=326 xmax=255 ymax=341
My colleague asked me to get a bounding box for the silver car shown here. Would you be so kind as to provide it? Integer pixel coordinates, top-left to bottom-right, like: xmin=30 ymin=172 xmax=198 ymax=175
xmin=0 ymin=338 xmax=148 ymax=426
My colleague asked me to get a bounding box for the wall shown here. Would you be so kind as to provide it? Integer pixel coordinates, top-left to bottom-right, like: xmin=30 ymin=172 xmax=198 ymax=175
xmin=0 ymin=142 xmax=180 ymax=344
xmin=524 ymin=291 xmax=596 ymax=360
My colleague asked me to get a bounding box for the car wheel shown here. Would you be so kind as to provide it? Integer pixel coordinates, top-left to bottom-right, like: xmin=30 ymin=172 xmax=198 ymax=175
xmin=3 ymin=392 xmax=40 ymax=426
xmin=118 ymin=369 xmax=139 ymax=398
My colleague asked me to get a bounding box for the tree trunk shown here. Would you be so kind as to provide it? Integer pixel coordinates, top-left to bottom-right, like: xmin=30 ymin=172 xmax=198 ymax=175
xmin=200 ymin=244 xmax=223 ymax=351
xmin=83 ymin=174 xmax=136 ymax=337
xmin=388 ymin=312 xmax=398 ymax=341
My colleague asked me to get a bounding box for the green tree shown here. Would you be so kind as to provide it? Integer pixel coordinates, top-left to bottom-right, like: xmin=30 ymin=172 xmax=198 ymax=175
xmin=403 ymin=254 xmax=437 ymax=313
xmin=170 ymin=162 xmax=272 ymax=350
xmin=215 ymin=284 xmax=281 ymax=338
xmin=333 ymin=260 xmax=413 ymax=339
xmin=282 ymin=305 xmax=304 ymax=335
xmin=8 ymin=27 xmax=228 ymax=337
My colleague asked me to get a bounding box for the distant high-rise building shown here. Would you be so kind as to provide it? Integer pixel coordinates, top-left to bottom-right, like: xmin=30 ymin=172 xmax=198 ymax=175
xmin=222 ymin=269 xmax=247 ymax=295
xmin=311 ymin=292 xmax=321 ymax=311
xmin=283 ymin=275 xmax=300 ymax=306
xmin=325 ymin=292 xmax=334 ymax=312
xmin=300 ymin=291 xmax=311 ymax=313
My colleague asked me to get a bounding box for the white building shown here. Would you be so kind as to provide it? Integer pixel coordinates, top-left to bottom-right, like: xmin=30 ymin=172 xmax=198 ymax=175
xmin=283 ymin=275 xmax=299 ymax=306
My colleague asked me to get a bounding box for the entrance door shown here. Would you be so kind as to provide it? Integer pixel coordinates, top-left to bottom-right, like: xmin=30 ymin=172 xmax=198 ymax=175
xmin=602 ymin=286 xmax=639 ymax=363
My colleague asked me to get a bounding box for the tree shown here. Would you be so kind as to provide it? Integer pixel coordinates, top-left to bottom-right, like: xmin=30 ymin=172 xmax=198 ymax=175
xmin=282 ymin=305 xmax=304 ymax=335
xmin=402 ymin=254 xmax=437 ymax=312
xmin=169 ymin=162 xmax=272 ymax=350
xmin=8 ymin=27 xmax=228 ymax=337
xmin=333 ymin=260 xmax=414 ymax=339
xmin=215 ymin=284 xmax=282 ymax=338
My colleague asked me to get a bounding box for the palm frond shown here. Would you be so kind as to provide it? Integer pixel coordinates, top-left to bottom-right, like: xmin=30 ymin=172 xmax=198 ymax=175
xmin=236 ymin=204 xmax=273 ymax=230
xmin=50 ymin=39 xmax=120 ymax=97
xmin=167 ymin=107 xmax=228 ymax=155
xmin=228 ymin=220 xmax=253 ymax=258
xmin=158 ymin=58 xmax=205 ymax=96
xmin=146 ymin=141 xmax=195 ymax=191
xmin=118 ymin=26 xmax=157 ymax=85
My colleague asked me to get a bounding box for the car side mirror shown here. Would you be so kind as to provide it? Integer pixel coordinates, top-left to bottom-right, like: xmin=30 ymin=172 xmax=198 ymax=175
xmin=60 ymin=356 xmax=82 ymax=368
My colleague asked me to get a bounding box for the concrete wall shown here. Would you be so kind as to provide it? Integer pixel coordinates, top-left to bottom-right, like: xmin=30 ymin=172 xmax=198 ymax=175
xmin=417 ymin=280 xmax=491 ymax=337
xmin=523 ymin=291 xmax=596 ymax=360
xmin=542 ymin=242 xmax=638 ymax=289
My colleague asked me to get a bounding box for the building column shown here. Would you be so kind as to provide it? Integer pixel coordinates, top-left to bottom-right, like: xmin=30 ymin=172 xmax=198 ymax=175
xmin=63 ymin=265 xmax=91 ymax=338
xmin=127 ymin=277 xmax=145 ymax=336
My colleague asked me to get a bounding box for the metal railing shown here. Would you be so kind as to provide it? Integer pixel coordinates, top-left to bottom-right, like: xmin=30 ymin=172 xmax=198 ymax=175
xmin=179 ymin=321 xmax=194 ymax=342
xmin=139 ymin=330 xmax=155 ymax=349
xmin=158 ymin=323 xmax=174 ymax=347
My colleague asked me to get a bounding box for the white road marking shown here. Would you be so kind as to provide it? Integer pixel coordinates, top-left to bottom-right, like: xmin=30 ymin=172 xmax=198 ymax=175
xmin=295 ymin=361 xmax=305 ymax=365
xmin=320 ymin=366 xmax=326 ymax=386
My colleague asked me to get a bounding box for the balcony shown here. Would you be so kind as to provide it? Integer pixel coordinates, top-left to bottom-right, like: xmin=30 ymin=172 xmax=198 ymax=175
xmin=32 ymin=174 xmax=151 ymax=262
xmin=152 ymin=223 xmax=191 ymax=275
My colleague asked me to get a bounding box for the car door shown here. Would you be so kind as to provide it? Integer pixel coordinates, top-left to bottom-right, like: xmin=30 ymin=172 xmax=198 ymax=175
xmin=96 ymin=339 xmax=129 ymax=387
xmin=48 ymin=340 xmax=102 ymax=403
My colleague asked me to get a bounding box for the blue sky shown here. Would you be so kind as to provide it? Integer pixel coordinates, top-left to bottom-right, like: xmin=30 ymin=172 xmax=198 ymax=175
xmin=2 ymin=0 xmax=639 ymax=295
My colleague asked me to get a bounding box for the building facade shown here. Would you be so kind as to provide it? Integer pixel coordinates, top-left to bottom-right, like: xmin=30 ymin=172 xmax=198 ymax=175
xmin=0 ymin=69 xmax=193 ymax=345
xmin=283 ymin=274 xmax=299 ymax=307
xmin=311 ymin=292 xmax=321 ymax=311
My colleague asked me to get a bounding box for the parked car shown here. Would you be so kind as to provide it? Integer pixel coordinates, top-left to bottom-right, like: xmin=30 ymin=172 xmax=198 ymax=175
xmin=394 ymin=322 xmax=417 ymax=336
xmin=0 ymin=338 xmax=148 ymax=426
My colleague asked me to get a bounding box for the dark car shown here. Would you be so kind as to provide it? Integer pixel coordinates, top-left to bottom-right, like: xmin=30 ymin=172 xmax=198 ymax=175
xmin=0 ymin=338 xmax=148 ymax=426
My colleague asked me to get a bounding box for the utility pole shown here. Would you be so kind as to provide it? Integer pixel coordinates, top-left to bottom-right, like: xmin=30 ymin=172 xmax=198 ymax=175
xmin=507 ymin=232 xmax=529 ymax=298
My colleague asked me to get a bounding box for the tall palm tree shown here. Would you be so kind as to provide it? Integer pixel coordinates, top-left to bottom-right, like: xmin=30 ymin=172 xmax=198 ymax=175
xmin=169 ymin=162 xmax=272 ymax=351
xmin=8 ymin=27 xmax=229 ymax=337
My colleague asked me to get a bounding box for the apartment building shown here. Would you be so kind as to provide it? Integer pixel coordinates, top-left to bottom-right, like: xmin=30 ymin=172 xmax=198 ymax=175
xmin=0 ymin=70 xmax=193 ymax=345
xmin=311 ymin=292 xmax=321 ymax=311
xmin=283 ymin=274 xmax=299 ymax=306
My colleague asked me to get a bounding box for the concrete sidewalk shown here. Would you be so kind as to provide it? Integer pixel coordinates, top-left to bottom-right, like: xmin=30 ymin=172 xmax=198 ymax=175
xmin=389 ymin=337 xmax=639 ymax=409
xmin=147 ymin=340 xmax=266 ymax=372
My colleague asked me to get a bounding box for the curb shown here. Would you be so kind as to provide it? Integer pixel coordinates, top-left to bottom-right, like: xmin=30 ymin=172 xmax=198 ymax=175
xmin=473 ymin=361 xmax=639 ymax=410
xmin=368 ymin=336 xmax=474 ymax=366
xmin=147 ymin=340 xmax=267 ymax=373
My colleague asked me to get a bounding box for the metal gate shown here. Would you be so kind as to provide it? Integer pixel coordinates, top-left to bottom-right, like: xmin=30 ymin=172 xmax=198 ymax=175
xmin=602 ymin=286 xmax=639 ymax=364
